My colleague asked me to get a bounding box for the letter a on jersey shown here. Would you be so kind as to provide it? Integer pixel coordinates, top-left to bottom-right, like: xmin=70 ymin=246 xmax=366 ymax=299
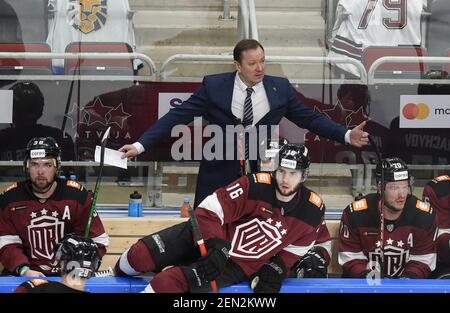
xmin=62 ymin=205 xmax=71 ymax=220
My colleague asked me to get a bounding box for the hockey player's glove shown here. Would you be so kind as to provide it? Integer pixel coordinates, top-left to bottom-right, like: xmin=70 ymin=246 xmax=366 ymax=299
xmin=293 ymin=247 xmax=328 ymax=278
xmin=185 ymin=238 xmax=231 ymax=288
xmin=250 ymin=256 xmax=286 ymax=293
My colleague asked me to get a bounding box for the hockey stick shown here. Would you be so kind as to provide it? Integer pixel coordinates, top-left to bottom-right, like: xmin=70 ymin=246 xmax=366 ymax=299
xmin=188 ymin=207 xmax=219 ymax=293
xmin=85 ymin=127 xmax=111 ymax=238
xmin=61 ymin=43 xmax=82 ymax=133
xmin=238 ymin=127 xmax=250 ymax=176
xmin=368 ymin=135 xmax=385 ymax=278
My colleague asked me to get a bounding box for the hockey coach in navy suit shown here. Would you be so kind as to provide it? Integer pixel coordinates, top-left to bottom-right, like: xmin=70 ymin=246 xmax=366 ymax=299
xmin=120 ymin=39 xmax=369 ymax=207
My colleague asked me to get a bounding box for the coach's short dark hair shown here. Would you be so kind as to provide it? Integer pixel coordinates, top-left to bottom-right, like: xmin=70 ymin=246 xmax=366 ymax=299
xmin=233 ymin=39 xmax=264 ymax=63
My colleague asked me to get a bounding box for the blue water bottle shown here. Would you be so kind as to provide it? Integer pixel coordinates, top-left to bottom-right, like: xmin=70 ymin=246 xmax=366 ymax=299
xmin=128 ymin=191 xmax=143 ymax=217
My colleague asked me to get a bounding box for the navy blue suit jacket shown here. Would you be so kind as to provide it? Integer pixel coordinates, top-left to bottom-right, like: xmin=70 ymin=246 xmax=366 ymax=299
xmin=138 ymin=72 xmax=347 ymax=206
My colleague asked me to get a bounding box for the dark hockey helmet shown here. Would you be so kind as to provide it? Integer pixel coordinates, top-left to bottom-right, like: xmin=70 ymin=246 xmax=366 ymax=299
xmin=277 ymin=143 xmax=310 ymax=181
xmin=54 ymin=234 xmax=101 ymax=279
xmin=258 ymin=137 xmax=289 ymax=172
xmin=9 ymin=82 xmax=44 ymax=124
xmin=24 ymin=137 xmax=61 ymax=171
xmin=375 ymin=157 xmax=410 ymax=182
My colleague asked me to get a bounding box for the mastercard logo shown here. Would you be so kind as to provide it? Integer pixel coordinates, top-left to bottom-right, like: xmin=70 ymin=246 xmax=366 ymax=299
xmin=402 ymin=103 xmax=430 ymax=120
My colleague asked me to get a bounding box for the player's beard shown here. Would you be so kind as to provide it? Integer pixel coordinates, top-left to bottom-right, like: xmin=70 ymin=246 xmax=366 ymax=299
xmin=275 ymin=180 xmax=302 ymax=197
xmin=31 ymin=176 xmax=55 ymax=194
xmin=384 ymin=196 xmax=408 ymax=214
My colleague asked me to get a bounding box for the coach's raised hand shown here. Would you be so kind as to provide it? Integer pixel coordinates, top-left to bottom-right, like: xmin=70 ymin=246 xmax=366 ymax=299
xmin=119 ymin=144 xmax=139 ymax=160
xmin=349 ymin=121 xmax=369 ymax=148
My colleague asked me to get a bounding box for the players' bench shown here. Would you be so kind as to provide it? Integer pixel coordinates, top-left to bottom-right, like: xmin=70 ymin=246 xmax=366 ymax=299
xmin=0 ymin=219 xmax=342 ymax=276
xmin=98 ymin=218 xmax=343 ymax=276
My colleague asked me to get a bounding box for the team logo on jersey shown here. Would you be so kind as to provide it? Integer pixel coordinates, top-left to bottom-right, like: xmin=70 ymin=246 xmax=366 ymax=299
xmin=28 ymin=214 xmax=64 ymax=260
xmin=67 ymin=0 xmax=108 ymax=34
xmin=369 ymin=247 xmax=409 ymax=277
xmin=369 ymin=239 xmax=410 ymax=277
xmin=229 ymin=218 xmax=285 ymax=259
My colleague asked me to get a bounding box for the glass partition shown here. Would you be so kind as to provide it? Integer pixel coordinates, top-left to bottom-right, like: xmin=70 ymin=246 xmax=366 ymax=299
xmin=0 ymin=0 xmax=448 ymax=217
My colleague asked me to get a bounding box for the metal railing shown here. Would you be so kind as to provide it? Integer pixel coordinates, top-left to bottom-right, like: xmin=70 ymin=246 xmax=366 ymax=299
xmin=368 ymin=56 xmax=450 ymax=85
xmin=237 ymin=0 xmax=258 ymax=40
xmin=159 ymin=53 xmax=367 ymax=83
xmin=0 ymin=52 xmax=157 ymax=81
xmin=219 ymin=0 xmax=234 ymax=21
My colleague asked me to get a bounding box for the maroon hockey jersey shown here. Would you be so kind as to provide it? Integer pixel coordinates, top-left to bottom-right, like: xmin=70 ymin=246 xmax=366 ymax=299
xmin=0 ymin=179 xmax=109 ymax=276
xmin=339 ymin=193 xmax=437 ymax=278
xmin=423 ymin=175 xmax=450 ymax=264
xmin=195 ymin=172 xmax=331 ymax=277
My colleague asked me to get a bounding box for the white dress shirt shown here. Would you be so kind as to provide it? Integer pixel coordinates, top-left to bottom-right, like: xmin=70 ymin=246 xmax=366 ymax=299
xmin=231 ymin=73 xmax=270 ymax=126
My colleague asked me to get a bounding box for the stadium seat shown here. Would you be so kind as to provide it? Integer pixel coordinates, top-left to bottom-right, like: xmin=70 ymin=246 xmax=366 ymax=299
xmin=362 ymin=46 xmax=428 ymax=78
xmin=0 ymin=42 xmax=52 ymax=75
xmin=64 ymin=42 xmax=134 ymax=75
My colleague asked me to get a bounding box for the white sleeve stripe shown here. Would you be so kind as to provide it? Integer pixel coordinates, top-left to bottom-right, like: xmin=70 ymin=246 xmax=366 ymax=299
xmin=409 ymin=253 xmax=437 ymax=271
xmin=92 ymin=233 xmax=110 ymax=247
xmin=283 ymin=241 xmax=315 ymax=257
xmin=338 ymin=251 xmax=367 ymax=265
xmin=0 ymin=235 xmax=22 ymax=250
xmin=197 ymin=192 xmax=224 ymax=225
xmin=315 ymin=240 xmax=332 ymax=257
xmin=437 ymin=228 xmax=450 ymax=238
xmin=119 ymin=248 xmax=141 ymax=276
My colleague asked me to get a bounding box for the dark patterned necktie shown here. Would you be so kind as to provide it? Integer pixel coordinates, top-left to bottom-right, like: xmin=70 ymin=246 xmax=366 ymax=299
xmin=242 ymin=87 xmax=254 ymax=127
xmin=242 ymin=87 xmax=254 ymax=161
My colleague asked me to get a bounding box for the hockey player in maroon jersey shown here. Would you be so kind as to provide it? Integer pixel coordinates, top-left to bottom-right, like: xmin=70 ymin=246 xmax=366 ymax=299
xmin=423 ymin=174 xmax=450 ymax=278
xmin=0 ymin=137 xmax=109 ymax=277
xmin=14 ymin=234 xmax=101 ymax=293
xmin=339 ymin=157 xmax=437 ymax=278
xmin=258 ymin=137 xmax=331 ymax=278
xmin=115 ymin=143 xmax=331 ymax=292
